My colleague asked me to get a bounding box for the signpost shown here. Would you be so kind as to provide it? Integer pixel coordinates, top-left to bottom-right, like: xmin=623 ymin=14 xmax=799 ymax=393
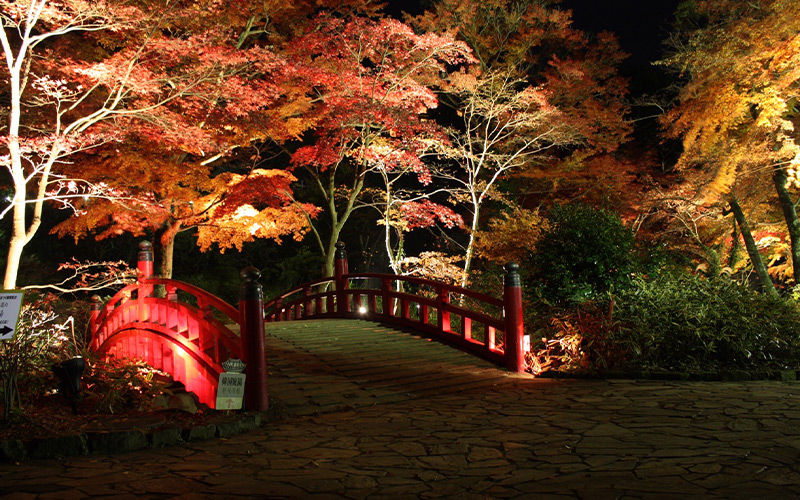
xmin=0 ymin=291 xmax=24 ymax=341
xmin=216 ymin=358 xmax=246 ymax=410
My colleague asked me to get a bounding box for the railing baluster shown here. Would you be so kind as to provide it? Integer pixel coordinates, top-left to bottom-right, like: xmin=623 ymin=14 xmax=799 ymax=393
xmin=421 ymin=303 xmax=430 ymax=325
xmin=381 ymin=278 xmax=391 ymax=316
xmin=303 ymin=286 xmax=312 ymax=319
xmin=437 ymin=287 xmax=451 ymax=333
xmin=369 ymin=293 xmax=377 ymax=313
xmin=335 ymin=242 xmax=349 ymax=314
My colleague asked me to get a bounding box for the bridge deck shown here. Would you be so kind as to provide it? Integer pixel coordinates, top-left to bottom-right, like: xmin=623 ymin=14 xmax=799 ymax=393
xmin=263 ymin=319 xmax=530 ymax=416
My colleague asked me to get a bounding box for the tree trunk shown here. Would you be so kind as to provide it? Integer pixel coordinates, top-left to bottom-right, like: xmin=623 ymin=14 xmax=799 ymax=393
xmin=772 ymin=168 xmax=800 ymax=282
xmin=4 ymin=225 xmax=27 ymax=290
xmin=726 ymin=217 xmax=741 ymax=269
xmin=323 ymin=237 xmax=338 ymax=278
xmin=3 ymin=74 xmax=30 ymax=290
xmin=460 ymin=196 xmax=480 ymax=289
xmin=727 ymin=198 xmax=778 ymax=297
xmin=158 ymin=221 xmax=182 ymax=279
xmin=317 ymin=165 xmax=365 ymax=278
xmin=152 ymin=221 xmax=181 ymax=298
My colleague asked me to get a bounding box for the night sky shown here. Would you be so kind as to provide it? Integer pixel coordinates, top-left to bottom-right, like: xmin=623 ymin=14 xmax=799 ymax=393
xmin=388 ymin=0 xmax=682 ymax=96
xmin=562 ymin=0 xmax=682 ymax=95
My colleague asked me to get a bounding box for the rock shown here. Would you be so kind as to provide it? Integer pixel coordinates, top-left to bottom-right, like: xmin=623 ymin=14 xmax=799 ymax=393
xmin=150 ymin=426 xmax=184 ymax=448
xmin=153 ymin=392 xmax=199 ymax=414
xmin=88 ymin=430 xmax=148 ymax=454
xmin=0 ymin=439 xmax=26 ymax=461
xmin=29 ymin=434 xmax=88 ymax=459
xmin=183 ymin=424 xmax=217 ymax=442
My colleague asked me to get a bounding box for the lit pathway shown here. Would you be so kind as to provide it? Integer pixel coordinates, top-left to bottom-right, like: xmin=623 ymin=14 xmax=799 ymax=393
xmin=3 ymin=319 xmax=800 ymax=499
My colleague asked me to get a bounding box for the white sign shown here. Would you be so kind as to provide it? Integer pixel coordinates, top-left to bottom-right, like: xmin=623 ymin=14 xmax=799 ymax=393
xmin=0 ymin=292 xmax=24 ymax=341
xmin=216 ymin=372 xmax=246 ymax=410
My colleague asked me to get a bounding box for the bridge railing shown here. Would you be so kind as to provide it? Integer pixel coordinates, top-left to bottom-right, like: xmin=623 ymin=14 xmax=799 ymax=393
xmin=264 ymin=242 xmax=527 ymax=372
xmin=89 ymin=279 xmax=241 ymax=358
xmin=88 ymin=242 xmax=269 ymax=411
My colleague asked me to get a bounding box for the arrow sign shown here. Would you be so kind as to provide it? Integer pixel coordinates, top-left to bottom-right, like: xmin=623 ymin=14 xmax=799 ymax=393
xmin=0 ymin=292 xmax=24 ymax=341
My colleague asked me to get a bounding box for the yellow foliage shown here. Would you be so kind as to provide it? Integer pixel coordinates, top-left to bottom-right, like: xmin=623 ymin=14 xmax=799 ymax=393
xmin=473 ymin=207 xmax=547 ymax=264
xmin=661 ymin=0 xmax=800 ymax=203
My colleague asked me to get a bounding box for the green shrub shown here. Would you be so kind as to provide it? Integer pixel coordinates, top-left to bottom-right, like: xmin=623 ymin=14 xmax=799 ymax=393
xmin=609 ymin=274 xmax=800 ymax=371
xmin=531 ymin=203 xmax=635 ymax=304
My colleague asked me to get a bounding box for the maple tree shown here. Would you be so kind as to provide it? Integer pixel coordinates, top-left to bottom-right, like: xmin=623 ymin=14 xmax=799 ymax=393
xmin=410 ymin=0 xmax=632 ymax=285
xmin=428 ymin=71 xmax=581 ymax=286
xmin=53 ymin=145 xmax=316 ymax=280
xmin=284 ymin=12 xmax=473 ymax=276
xmin=0 ymin=0 xmax=287 ymax=288
xmin=1 ymin=0 xmax=331 ymax=286
xmin=376 ymin=189 xmax=463 ymax=276
xmin=359 ymin=156 xmax=463 ymax=276
xmin=473 ymin=206 xmax=547 ymax=265
xmin=412 ymin=0 xmax=632 ymax=159
xmin=659 ymin=0 xmax=799 ymax=292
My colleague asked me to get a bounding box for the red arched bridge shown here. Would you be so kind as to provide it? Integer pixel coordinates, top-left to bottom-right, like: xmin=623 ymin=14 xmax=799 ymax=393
xmin=89 ymin=242 xmax=529 ymax=411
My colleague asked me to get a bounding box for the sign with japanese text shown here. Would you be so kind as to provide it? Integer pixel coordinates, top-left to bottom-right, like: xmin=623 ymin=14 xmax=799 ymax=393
xmin=216 ymin=371 xmax=246 ymax=410
xmin=0 ymin=292 xmax=24 ymax=341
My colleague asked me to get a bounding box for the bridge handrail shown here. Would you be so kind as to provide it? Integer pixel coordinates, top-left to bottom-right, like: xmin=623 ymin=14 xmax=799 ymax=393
xmin=351 ymin=272 xmax=504 ymax=307
xmin=87 ymin=241 xmax=272 ymax=411
xmin=264 ymin=242 xmax=525 ymax=372
xmin=141 ymin=278 xmax=240 ymax=323
xmin=264 ymin=276 xmax=336 ymax=307
xmin=91 ymin=278 xmax=239 ymax=332
xmin=263 ymin=273 xmax=503 ymax=315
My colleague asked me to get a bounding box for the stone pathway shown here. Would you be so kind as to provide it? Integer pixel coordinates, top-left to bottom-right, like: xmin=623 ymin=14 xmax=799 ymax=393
xmin=3 ymin=319 xmax=800 ymax=499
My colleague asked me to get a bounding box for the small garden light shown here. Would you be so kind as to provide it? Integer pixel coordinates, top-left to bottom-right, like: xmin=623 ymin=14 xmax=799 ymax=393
xmin=52 ymin=356 xmax=85 ymax=414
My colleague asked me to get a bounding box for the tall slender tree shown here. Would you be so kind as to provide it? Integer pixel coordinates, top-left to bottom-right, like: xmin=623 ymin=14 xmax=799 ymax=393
xmin=428 ymin=71 xmax=580 ymax=286
xmin=285 ymin=13 xmax=473 ymax=276
xmin=659 ymin=0 xmax=800 ymax=290
xmin=412 ymin=0 xmax=631 ymax=284
xmin=0 ymin=0 xmax=298 ymax=288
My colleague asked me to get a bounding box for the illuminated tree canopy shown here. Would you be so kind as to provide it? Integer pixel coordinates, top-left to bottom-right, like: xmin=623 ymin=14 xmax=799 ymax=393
xmin=659 ymin=0 xmax=800 ymax=292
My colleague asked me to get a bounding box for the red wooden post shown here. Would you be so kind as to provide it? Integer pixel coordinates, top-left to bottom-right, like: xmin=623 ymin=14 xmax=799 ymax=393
xmin=89 ymin=295 xmax=102 ymax=345
xmin=239 ymin=267 xmax=269 ymax=411
xmin=437 ymin=286 xmax=451 ymax=333
xmin=303 ymin=286 xmax=312 ymax=318
xmin=503 ymin=262 xmax=526 ymax=373
xmin=381 ymin=277 xmax=392 ymax=317
xmin=137 ymin=241 xmax=154 ymax=298
xmin=334 ymin=241 xmax=350 ymax=315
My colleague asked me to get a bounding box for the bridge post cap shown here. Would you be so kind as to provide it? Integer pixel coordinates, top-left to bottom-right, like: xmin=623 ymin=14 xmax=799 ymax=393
xmin=90 ymin=295 xmax=103 ymax=308
xmin=240 ymin=266 xmax=262 ymax=282
xmin=504 ymin=262 xmax=521 ymax=287
xmin=138 ymin=240 xmax=154 ymax=262
xmin=335 ymin=241 xmax=347 ymax=258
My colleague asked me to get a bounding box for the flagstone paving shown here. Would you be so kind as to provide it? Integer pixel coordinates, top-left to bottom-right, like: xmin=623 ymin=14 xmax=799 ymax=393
xmin=3 ymin=319 xmax=800 ymax=499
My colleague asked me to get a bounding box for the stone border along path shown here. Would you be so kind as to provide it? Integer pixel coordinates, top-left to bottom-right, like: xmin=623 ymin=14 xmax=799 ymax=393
xmin=2 ymin=318 xmax=800 ymax=499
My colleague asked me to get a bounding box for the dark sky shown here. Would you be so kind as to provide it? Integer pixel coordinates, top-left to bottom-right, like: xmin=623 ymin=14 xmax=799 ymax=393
xmin=562 ymin=0 xmax=682 ymax=95
xmin=388 ymin=0 xmax=682 ymax=96
xmin=562 ymin=0 xmax=680 ymax=65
